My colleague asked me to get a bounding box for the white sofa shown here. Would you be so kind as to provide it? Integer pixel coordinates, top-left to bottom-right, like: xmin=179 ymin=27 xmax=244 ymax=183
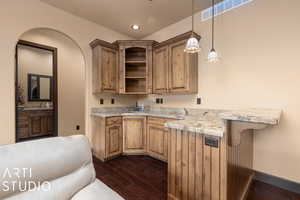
xmin=0 ymin=135 xmax=124 ymax=200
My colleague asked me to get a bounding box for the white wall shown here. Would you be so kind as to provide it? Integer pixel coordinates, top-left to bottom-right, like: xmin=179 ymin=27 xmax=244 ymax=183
xmin=0 ymin=0 xmax=132 ymax=145
xmin=140 ymin=0 xmax=300 ymax=182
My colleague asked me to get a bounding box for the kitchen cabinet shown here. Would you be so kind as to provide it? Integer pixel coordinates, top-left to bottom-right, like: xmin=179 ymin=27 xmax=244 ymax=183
xmin=116 ymin=40 xmax=155 ymax=94
xmin=92 ymin=117 xmax=123 ymax=161
xmin=146 ymin=117 xmax=169 ymax=162
xmin=90 ymin=31 xmax=199 ymax=95
xmin=153 ymin=31 xmax=200 ymax=94
xmin=153 ymin=46 xmax=169 ymax=93
xmin=90 ymin=40 xmax=119 ymax=94
xmin=123 ymin=116 xmax=147 ymax=154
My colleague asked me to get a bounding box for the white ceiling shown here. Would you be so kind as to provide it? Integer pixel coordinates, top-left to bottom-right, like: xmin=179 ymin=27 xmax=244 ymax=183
xmin=40 ymin=0 xmax=217 ymax=39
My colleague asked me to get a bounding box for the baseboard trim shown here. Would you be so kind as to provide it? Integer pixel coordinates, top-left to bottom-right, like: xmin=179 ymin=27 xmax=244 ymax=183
xmin=254 ymin=171 xmax=300 ymax=195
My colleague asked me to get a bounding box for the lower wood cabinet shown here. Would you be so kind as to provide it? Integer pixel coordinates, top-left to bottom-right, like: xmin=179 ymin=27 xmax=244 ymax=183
xmin=17 ymin=110 xmax=54 ymax=140
xmin=147 ymin=117 xmax=169 ymax=162
xmin=92 ymin=117 xmax=123 ymax=161
xmin=92 ymin=116 xmax=175 ymax=162
xmin=123 ymin=116 xmax=147 ymax=154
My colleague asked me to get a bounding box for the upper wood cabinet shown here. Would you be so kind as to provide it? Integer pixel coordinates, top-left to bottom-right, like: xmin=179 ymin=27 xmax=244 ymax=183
xmin=116 ymin=40 xmax=156 ymax=94
xmin=153 ymin=46 xmax=169 ymax=93
xmin=90 ymin=31 xmax=200 ymax=95
xmin=153 ymin=31 xmax=200 ymax=94
xmin=90 ymin=40 xmax=119 ymax=94
xmin=123 ymin=116 xmax=147 ymax=154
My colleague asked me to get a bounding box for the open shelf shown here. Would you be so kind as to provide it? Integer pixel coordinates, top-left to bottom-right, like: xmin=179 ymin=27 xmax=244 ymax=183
xmin=123 ymin=47 xmax=148 ymax=94
xmin=125 ymin=78 xmax=146 ymax=93
xmin=125 ymin=77 xmax=146 ymax=79
xmin=125 ymin=60 xmax=146 ymax=64
xmin=125 ymin=47 xmax=146 ymax=62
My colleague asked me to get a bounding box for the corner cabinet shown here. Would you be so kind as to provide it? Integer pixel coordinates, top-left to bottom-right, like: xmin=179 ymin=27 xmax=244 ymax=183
xmin=123 ymin=116 xmax=147 ymax=154
xmin=153 ymin=32 xmax=200 ymax=94
xmin=90 ymin=31 xmax=200 ymax=95
xmin=115 ymin=40 xmax=155 ymax=94
xmin=90 ymin=40 xmax=119 ymax=94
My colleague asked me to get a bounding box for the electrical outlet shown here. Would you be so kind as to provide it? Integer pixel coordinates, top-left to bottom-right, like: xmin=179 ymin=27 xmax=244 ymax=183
xmin=197 ymin=98 xmax=201 ymax=105
xmin=111 ymin=98 xmax=115 ymax=104
xmin=76 ymin=125 xmax=80 ymax=130
xmin=156 ymin=98 xmax=160 ymax=104
xmin=99 ymin=99 xmax=104 ymax=105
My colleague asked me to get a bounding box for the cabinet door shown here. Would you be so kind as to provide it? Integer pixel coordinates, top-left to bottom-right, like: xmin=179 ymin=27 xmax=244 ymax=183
xmin=29 ymin=116 xmax=43 ymax=137
xmin=101 ymin=47 xmax=118 ymax=92
xmin=153 ymin=46 xmax=169 ymax=94
xmin=168 ymin=40 xmax=198 ymax=93
xmin=92 ymin=45 xmax=118 ymax=94
xmin=147 ymin=123 xmax=168 ymax=162
xmin=168 ymin=40 xmax=189 ymax=92
xmin=123 ymin=116 xmax=146 ymax=154
xmin=106 ymin=124 xmax=123 ymax=158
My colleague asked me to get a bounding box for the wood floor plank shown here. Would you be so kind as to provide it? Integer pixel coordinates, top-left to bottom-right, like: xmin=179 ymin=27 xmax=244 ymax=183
xmin=93 ymin=156 xmax=300 ymax=200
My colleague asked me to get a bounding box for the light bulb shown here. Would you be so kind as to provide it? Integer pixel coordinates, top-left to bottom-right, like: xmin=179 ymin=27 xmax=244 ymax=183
xmin=184 ymin=36 xmax=201 ymax=53
xmin=131 ymin=25 xmax=140 ymax=30
xmin=208 ymin=49 xmax=219 ymax=63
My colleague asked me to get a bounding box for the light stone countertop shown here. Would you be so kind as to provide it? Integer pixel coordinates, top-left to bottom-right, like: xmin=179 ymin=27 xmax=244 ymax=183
xmin=91 ymin=111 xmax=185 ymax=120
xmin=91 ymin=107 xmax=282 ymax=138
xmin=219 ymin=108 xmax=282 ymax=125
xmin=21 ymin=107 xmax=54 ymax=111
xmin=165 ymin=116 xmax=225 ymax=137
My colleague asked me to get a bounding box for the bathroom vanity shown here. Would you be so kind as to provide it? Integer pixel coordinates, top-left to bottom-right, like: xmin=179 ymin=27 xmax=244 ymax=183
xmin=17 ymin=108 xmax=54 ymax=140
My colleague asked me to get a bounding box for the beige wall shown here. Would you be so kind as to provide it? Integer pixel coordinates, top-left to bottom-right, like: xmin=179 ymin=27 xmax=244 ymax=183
xmin=0 ymin=0 xmax=132 ymax=145
xmin=140 ymin=0 xmax=300 ymax=182
xmin=18 ymin=45 xmax=53 ymax=107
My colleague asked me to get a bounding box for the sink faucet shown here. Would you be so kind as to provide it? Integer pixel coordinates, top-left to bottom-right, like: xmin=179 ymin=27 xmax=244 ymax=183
xmin=184 ymin=108 xmax=189 ymax=116
xmin=134 ymin=102 xmax=144 ymax=112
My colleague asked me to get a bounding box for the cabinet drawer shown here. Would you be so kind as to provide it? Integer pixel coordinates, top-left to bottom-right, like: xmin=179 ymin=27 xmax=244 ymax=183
xmin=106 ymin=117 xmax=122 ymax=125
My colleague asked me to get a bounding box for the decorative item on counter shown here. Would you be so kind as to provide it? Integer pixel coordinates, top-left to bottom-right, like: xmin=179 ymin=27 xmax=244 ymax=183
xmin=16 ymin=84 xmax=25 ymax=106
xmin=184 ymin=0 xmax=201 ymax=53
xmin=208 ymin=0 xmax=220 ymax=63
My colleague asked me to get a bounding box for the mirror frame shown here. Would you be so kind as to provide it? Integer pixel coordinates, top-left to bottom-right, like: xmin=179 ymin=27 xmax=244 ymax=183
xmin=15 ymin=40 xmax=58 ymax=142
xmin=28 ymin=73 xmax=53 ymax=102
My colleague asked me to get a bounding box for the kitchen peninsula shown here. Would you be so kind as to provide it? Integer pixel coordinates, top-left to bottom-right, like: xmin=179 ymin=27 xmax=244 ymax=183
xmin=91 ymin=106 xmax=281 ymax=200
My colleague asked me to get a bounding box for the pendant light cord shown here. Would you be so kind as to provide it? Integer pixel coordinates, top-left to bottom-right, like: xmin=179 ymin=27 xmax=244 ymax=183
xmin=212 ymin=0 xmax=215 ymax=49
xmin=192 ymin=0 xmax=194 ymax=32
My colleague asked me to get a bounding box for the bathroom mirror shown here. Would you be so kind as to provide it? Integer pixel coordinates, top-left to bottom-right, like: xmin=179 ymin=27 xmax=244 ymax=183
xmin=28 ymin=74 xmax=53 ymax=101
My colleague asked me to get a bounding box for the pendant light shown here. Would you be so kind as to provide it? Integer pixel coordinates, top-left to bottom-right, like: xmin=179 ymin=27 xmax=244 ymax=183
xmin=184 ymin=0 xmax=201 ymax=53
xmin=208 ymin=0 xmax=219 ymax=63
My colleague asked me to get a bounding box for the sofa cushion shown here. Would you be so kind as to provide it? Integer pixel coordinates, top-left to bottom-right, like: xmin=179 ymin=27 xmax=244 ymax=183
xmin=71 ymin=179 xmax=124 ymax=200
xmin=0 ymin=135 xmax=95 ymax=199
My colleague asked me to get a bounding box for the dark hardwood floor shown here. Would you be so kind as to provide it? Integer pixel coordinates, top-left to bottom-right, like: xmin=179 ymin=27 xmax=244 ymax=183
xmin=93 ymin=156 xmax=300 ymax=200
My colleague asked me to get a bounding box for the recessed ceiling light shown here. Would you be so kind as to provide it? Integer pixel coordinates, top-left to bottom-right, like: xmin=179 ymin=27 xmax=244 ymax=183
xmin=131 ymin=25 xmax=140 ymax=30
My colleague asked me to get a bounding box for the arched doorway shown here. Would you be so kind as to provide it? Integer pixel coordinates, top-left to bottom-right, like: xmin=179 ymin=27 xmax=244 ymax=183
xmin=15 ymin=28 xmax=86 ymax=142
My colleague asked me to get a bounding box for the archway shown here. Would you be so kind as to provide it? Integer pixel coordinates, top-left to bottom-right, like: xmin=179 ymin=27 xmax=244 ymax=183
xmin=16 ymin=28 xmax=86 ymax=141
